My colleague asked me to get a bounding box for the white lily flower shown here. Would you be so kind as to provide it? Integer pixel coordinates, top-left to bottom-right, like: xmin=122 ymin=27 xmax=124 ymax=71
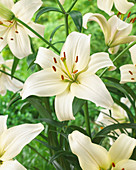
xmin=0 ymin=0 xmax=45 ymax=59
xmin=97 ymin=0 xmax=134 ymax=16
xmin=59 ymin=0 xmax=65 ymax=5
xmin=96 ymin=97 xmax=131 ymax=144
xmin=83 ymin=14 xmax=136 ymax=54
xmin=0 ymin=115 xmax=44 ymax=169
xmin=120 ymin=44 xmax=136 ymax=83
xmin=68 ymin=130 xmax=136 ymax=170
xmin=21 ymin=32 xmax=115 ymax=121
xmin=0 ymin=55 xmax=23 ymax=96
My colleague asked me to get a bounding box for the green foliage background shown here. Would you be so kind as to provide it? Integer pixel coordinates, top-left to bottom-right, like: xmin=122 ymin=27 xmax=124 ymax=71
xmin=1 ymin=0 xmax=136 ymax=169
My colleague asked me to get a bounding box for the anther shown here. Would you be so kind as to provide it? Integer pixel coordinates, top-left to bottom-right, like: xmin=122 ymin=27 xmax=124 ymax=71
xmin=122 ymin=168 xmax=125 ymax=170
xmin=10 ymin=38 xmax=14 ymax=40
xmin=8 ymin=20 xmax=13 ymax=23
xmin=73 ymin=70 xmax=78 ymax=74
xmin=0 ymin=37 xmax=3 ymax=40
xmin=130 ymin=18 xmax=133 ymax=23
xmin=129 ymin=70 xmax=133 ymax=75
xmin=0 ymin=21 xmax=3 ymax=25
xmin=52 ymin=66 xmax=56 ymax=72
xmin=75 ymin=56 xmax=78 ymax=63
xmin=63 ymin=52 xmax=66 ymax=59
xmin=100 ymin=127 xmax=104 ymax=130
xmin=117 ymin=12 xmax=121 ymax=17
xmin=131 ymin=78 xmax=135 ymax=80
xmin=132 ymin=17 xmax=136 ymax=23
xmin=15 ymin=31 xmax=19 ymax=33
xmin=127 ymin=12 xmax=131 ymax=18
xmin=112 ymin=162 xmax=115 ymax=167
xmin=61 ymin=75 xmax=64 ymax=80
xmin=53 ymin=57 xmax=57 ymax=63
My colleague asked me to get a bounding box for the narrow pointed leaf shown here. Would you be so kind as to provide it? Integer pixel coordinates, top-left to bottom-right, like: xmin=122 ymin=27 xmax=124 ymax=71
xmin=70 ymin=10 xmax=82 ymax=32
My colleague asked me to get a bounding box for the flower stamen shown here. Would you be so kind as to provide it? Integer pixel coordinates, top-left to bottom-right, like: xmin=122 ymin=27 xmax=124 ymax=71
xmin=112 ymin=162 xmax=115 ymax=167
xmin=53 ymin=57 xmax=57 ymax=63
xmin=52 ymin=66 xmax=56 ymax=72
xmin=61 ymin=75 xmax=64 ymax=80
xmin=73 ymin=70 xmax=78 ymax=74
xmin=129 ymin=70 xmax=133 ymax=75
xmin=75 ymin=56 xmax=78 ymax=63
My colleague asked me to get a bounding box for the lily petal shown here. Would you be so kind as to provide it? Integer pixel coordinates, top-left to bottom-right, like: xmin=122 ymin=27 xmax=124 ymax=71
xmin=97 ymin=0 xmax=114 ymax=15
xmin=108 ymin=45 xmax=120 ymax=54
xmin=120 ymin=64 xmax=136 ymax=83
xmin=0 ymin=54 xmax=4 ymax=64
xmin=35 ymin=47 xmax=60 ymax=69
xmin=55 ymin=89 xmax=75 ymax=121
xmin=0 ymin=115 xmax=8 ymax=136
xmin=0 ymin=123 xmax=44 ymax=161
xmin=108 ymin=134 xmax=136 ymax=164
xmin=60 ymin=32 xmax=90 ymax=73
xmin=88 ymin=52 xmax=115 ymax=73
xmin=5 ymin=76 xmax=23 ymax=93
xmin=129 ymin=44 xmax=136 ymax=65
xmin=0 ymin=0 xmax=14 ymax=9
xmin=59 ymin=0 xmax=65 ymax=5
xmin=25 ymin=21 xmax=45 ymax=38
xmin=83 ymin=13 xmax=110 ymax=44
xmin=0 ymin=26 xmax=8 ymax=51
xmin=0 ymin=160 xmax=26 ymax=170
xmin=71 ymin=73 xmax=114 ymax=109
xmin=7 ymin=25 xmax=32 ymax=59
xmin=68 ymin=131 xmax=109 ymax=170
xmin=12 ymin=0 xmax=43 ymax=23
xmin=113 ymin=159 xmax=136 ymax=170
xmin=0 ymin=74 xmax=7 ymax=96
xmin=114 ymin=0 xmax=134 ymax=14
xmin=21 ymin=68 xmax=69 ymax=99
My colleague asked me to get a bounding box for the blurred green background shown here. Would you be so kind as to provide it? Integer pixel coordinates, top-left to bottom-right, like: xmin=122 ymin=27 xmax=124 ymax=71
xmin=1 ymin=0 xmax=136 ymax=169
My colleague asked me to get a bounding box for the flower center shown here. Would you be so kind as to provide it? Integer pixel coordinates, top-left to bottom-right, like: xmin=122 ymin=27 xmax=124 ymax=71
xmin=0 ymin=160 xmax=3 ymax=165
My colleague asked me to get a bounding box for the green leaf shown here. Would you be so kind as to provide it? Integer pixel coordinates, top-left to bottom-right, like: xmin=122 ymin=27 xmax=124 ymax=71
xmin=27 ymin=53 xmax=36 ymax=71
xmin=20 ymin=102 xmax=30 ymax=113
xmin=70 ymin=10 xmax=82 ymax=32
xmin=93 ymin=123 xmax=136 ymax=144
xmin=66 ymin=125 xmax=88 ymax=136
xmin=72 ymin=97 xmax=85 ymax=115
xmin=35 ymin=7 xmax=63 ymax=22
xmin=11 ymin=56 xmax=19 ymax=78
xmin=49 ymin=24 xmax=64 ymax=43
xmin=8 ymin=95 xmax=21 ymax=108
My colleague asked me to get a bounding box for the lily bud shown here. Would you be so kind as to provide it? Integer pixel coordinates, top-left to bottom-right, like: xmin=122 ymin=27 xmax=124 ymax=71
xmin=0 ymin=3 xmax=15 ymax=20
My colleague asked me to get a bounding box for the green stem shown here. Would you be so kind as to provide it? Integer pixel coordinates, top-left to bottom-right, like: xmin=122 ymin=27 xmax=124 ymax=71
xmin=27 ymin=144 xmax=48 ymax=162
xmin=64 ymin=13 xmax=69 ymax=37
xmin=0 ymin=69 xmax=24 ymax=83
xmin=14 ymin=17 xmax=60 ymax=54
xmin=67 ymin=0 xmax=78 ymax=13
xmin=99 ymin=41 xmax=136 ymax=78
xmin=56 ymin=0 xmax=65 ymax=14
xmin=83 ymin=101 xmax=91 ymax=138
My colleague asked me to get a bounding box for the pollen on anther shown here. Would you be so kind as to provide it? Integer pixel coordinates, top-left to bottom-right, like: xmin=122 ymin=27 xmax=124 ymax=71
xmin=132 ymin=17 xmax=136 ymax=23
xmin=53 ymin=57 xmax=57 ymax=63
xmin=122 ymin=168 xmax=125 ymax=170
xmin=129 ymin=70 xmax=133 ymax=75
xmin=52 ymin=66 xmax=56 ymax=72
xmin=127 ymin=12 xmax=131 ymax=18
xmin=112 ymin=162 xmax=115 ymax=167
xmin=61 ymin=75 xmax=64 ymax=80
xmin=15 ymin=31 xmax=19 ymax=33
xmin=75 ymin=56 xmax=78 ymax=63
xmin=131 ymin=78 xmax=135 ymax=80
xmin=11 ymin=38 xmax=14 ymax=40
xmin=0 ymin=37 xmax=3 ymax=40
xmin=0 ymin=21 xmax=3 ymax=25
xmin=63 ymin=52 xmax=66 ymax=59
xmin=73 ymin=70 xmax=78 ymax=74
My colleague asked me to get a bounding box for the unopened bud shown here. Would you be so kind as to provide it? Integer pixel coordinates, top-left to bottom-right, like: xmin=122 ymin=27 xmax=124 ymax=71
xmin=0 ymin=3 xmax=15 ymax=20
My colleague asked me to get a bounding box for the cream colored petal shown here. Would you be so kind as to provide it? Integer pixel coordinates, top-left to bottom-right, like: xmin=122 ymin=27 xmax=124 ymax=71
xmin=111 ymin=36 xmax=136 ymax=47
xmin=0 ymin=0 xmax=14 ymax=9
xmin=71 ymin=73 xmax=114 ymax=109
xmin=0 ymin=74 xmax=7 ymax=96
xmin=108 ymin=134 xmax=136 ymax=164
xmin=59 ymin=0 xmax=65 ymax=5
xmin=4 ymin=59 xmax=13 ymax=70
xmin=129 ymin=44 xmax=136 ymax=65
xmin=113 ymin=159 xmax=136 ymax=170
xmin=68 ymin=131 xmax=109 ymax=170
xmin=0 ymin=123 xmax=44 ymax=161
xmin=0 ymin=115 xmax=8 ymax=136
xmin=0 ymin=55 xmax=4 ymax=64
xmin=21 ymin=68 xmax=69 ymax=99
xmin=60 ymin=32 xmax=90 ymax=73
xmin=83 ymin=13 xmax=110 ymax=44
xmin=114 ymin=0 xmax=134 ymax=14
xmin=88 ymin=52 xmax=115 ymax=73
xmin=55 ymin=89 xmax=75 ymax=121
xmin=7 ymin=25 xmax=32 ymax=59
xmin=25 ymin=21 xmax=45 ymax=38
xmin=97 ymin=0 xmax=114 ymax=15
xmin=0 ymin=160 xmax=26 ymax=170
xmin=35 ymin=47 xmax=60 ymax=69
xmin=120 ymin=64 xmax=136 ymax=84
xmin=0 ymin=27 xmax=8 ymax=51
xmin=12 ymin=0 xmax=43 ymax=23
xmin=5 ymin=76 xmax=23 ymax=93
xmin=108 ymin=45 xmax=120 ymax=54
